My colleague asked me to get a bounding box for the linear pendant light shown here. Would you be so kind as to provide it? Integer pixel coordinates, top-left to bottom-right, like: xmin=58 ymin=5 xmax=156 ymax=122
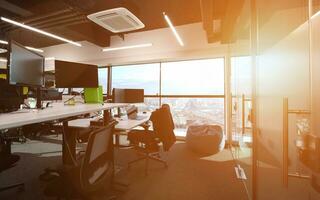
xmin=163 ymin=12 xmax=184 ymax=46
xmin=0 ymin=39 xmax=44 ymax=53
xmin=25 ymin=46 xmax=44 ymax=53
xmin=45 ymin=57 xmax=55 ymax=60
xmin=102 ymin=43 xmax=152 ymax=52
xmin=0 ymin=40 xmax=8 ymax=45
xmin=1 ymin=17 xmax=82 ymax=47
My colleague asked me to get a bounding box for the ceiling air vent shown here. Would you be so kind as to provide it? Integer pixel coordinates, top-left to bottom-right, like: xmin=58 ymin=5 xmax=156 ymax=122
xmin=87 ymin=7 xmax=145 ymax=33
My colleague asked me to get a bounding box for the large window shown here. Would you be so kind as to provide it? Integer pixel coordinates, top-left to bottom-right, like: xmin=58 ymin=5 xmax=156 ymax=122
xmin=98 ymin=67 xmax=108 ymax=94
xmin=162 ymin=98 xmax=224 ymax=136
xmin=105 ymin=58 xmax=225 ymax=137
xmin=161 ymin=58 xmax=225 ymax=136
xmin=161 ymin=58 xmax=225 ymax=95
xmin=111 ymin=63 xmax=160 ymax=95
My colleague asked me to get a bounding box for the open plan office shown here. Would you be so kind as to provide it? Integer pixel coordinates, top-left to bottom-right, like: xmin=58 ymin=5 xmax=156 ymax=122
xmin=1 ymin=0 xmax=320 ymax=200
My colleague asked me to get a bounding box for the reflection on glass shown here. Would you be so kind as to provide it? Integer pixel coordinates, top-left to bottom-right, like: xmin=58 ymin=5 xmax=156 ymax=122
xmin=112 ymin=63 xmax=160 ymax=95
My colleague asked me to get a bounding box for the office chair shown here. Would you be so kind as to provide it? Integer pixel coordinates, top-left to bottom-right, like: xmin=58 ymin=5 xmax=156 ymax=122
xmin=127 ymin=104 xmax=176 ymax=175
xmin=44 ymin=121 xmax=117 ymax=199
xmin=0 ymin=134 xmax=24 ymax=193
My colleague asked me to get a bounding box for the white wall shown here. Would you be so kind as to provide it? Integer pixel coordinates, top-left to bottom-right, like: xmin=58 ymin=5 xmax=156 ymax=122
xmin=42 ymin=23 xmax=249 ymax=66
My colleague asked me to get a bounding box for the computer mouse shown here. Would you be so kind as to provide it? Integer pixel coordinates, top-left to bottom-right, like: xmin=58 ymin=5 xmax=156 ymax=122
xmin=143 ymin=111 xmax=147 ymax=114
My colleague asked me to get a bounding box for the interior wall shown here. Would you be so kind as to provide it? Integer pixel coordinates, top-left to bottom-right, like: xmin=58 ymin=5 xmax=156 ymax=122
xmin=42 ymin=23 xmax=249 ymax=66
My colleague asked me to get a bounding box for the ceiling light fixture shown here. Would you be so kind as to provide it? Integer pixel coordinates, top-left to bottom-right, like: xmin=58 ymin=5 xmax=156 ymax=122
xmin=102 ymin=43 xmax=153 ymax=52
xmin=0 ymin=58 xmax=7 ymax=62
xmin=0 ymin=48 xmax=7 ymax=53
xmin=45 ymin=57 xmax=55 ymax=61
xmin=1 ymin=17 xmax=82 ymax=47
xmin=0 ymin=40 xmax=8 ymax=45
xmin=25 ymin=46 xmax=44 ymax=53
xmin=311 ymin=10 xmax=320 ymax=19
xmin=0 ymin=40 xmax=8 ymax=44
xmin=163 ymin=12 xmax=184 ymax=46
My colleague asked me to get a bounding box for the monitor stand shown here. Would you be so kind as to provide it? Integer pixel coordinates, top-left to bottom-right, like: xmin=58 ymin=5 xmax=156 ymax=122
xmin=36 ymin=88 xmax=43 ymax=109
xmin=114 ymin=107 xmax=122 ymax=118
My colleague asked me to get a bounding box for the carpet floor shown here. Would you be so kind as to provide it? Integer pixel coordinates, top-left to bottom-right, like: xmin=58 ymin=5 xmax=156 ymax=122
xmin=0 ymin=135 xmax=248 ymax=200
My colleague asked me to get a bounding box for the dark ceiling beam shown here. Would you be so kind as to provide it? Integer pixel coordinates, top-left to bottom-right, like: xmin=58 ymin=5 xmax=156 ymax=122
xmin=67 ymin=23 xmax=110 ymax=47
xmin=200 ymin=0 xmax=221 ymax=43
xmin=200 ymin=0 xmax=213 ymax=32
xmin=40 ymin=18 xmax=88 ymax=30
xmin=220 ymin=0 xmax=245 ymax=44
xmin=23 ymin=9 xmax=71 ymax=23
xmin=0 ymin=0 xmax=33 ymax=17
xmin=1 ymin=9 xmax=84 ymax=32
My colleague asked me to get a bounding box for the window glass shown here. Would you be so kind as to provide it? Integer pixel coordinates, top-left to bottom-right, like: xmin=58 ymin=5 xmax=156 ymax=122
xmin=161 ymin=98 xmax=224 ymax=137
xmin=112 ymin=63 xmax=160 ymax=95
xmin=161 ymin=58 xmax=224 ymax=95
xmin=98 ymin=68 xmax=108 ymax=94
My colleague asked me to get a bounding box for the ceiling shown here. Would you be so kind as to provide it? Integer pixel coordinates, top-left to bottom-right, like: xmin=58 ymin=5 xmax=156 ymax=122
xmin=0 ymin=0 xmax=305 ymax=49
xmin=0 ymin=0 xmax=253 ymax=48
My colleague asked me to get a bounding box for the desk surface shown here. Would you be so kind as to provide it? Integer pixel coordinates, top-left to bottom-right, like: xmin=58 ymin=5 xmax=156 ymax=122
xmin=0 ymin=103 xmax=127 ymax=130
xmin=68 ymin=114 xmax=150 ymax=131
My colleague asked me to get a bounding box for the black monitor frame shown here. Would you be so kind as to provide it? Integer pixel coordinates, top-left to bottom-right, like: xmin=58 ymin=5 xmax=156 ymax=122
xmin=54 ymin=60 xmax=98 ymax=88
xmin=112 ymin=88 xmax=144 ymax=103
xmin=7 ymin=40 xmax=44 ymax=87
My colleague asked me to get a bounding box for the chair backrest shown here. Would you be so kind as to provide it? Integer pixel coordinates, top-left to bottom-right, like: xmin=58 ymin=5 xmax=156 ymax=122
xmin=79 ymin=121 xmax=116 ymax=193
xmin=150 ymin=104 xmax=176 ymax=151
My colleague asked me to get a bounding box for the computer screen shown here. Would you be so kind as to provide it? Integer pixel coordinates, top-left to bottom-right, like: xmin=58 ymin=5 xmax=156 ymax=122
xmin=55 ymin=60 xmax=98 ymax=88
xmin=112 ymin=88 xmax=144 ymax=103
xmin=8 ymin=41 xmax=44 ymax=87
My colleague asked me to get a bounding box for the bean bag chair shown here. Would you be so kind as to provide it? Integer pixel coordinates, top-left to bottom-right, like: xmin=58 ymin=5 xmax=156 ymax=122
xmin=186 ymin=125 xmax=224 ymax=155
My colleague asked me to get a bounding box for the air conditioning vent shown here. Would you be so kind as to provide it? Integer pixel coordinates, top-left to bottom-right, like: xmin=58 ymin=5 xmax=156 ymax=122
xmin=87 ymin=7 xmax=145 ymax=33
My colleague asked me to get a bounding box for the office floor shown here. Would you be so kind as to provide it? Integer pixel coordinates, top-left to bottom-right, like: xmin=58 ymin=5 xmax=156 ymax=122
xmin=0 ymin=135 xmax=248 ymax=200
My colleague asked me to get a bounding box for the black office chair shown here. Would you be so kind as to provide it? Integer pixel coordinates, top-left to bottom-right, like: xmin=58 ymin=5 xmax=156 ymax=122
xmin=44 ymin=121 xmax=117 ymax=199
xmin=0 ymin=134 xmax=24 ymax=193
xmin=127 ymin=104 xmax=176 ymax=175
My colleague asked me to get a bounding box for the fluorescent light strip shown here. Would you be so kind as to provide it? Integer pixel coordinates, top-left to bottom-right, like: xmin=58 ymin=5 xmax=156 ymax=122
xmin=45 ymin=57 xmax=55 ymax=61
xmin=163 ymin=13 xmax=184 ymax=46
xmin=1 ymin=17 xmax=82 ymax=47
xmin=0 ymin=48 xmax=7 ymax=53
xmin=311 ymin=10 xmax=320 ymax=19
xmin=0 ymin=40 xmax=8 ymax=45
xmin=0 ymin=58 xmax=7 ymax=62
xmin=102 ymin=43 xmax=153 ymax=52
xmin=25 ymin=46 xmax=44 ymax=53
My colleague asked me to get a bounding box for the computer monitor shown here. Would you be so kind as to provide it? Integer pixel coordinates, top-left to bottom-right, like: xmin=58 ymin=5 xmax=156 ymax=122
xmin=112 ymin=88 xmax=144 ymax=103
xmin=7 ymin=40 xmax=44 ymax=87
xmin=55 ymin=60 xmax=98 ymax=88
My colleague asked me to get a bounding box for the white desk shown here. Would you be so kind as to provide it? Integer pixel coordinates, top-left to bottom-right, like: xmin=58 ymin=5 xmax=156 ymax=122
xmin=68 ymin=114 xmax=150 ymax=146
xmin=0 ymin=103 xmax=127 ymax=130
xmin=0 ymin=102 xmax=127 ymax=165
xmin=68 ymin=114 xmax=150 ymax=131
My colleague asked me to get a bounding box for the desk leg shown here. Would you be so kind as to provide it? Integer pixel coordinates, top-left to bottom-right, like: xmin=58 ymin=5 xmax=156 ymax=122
xmin=115 ymin=134 xmax=120 ymax=146
xmin=62 ymin=121 xmax=76 ymax=165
